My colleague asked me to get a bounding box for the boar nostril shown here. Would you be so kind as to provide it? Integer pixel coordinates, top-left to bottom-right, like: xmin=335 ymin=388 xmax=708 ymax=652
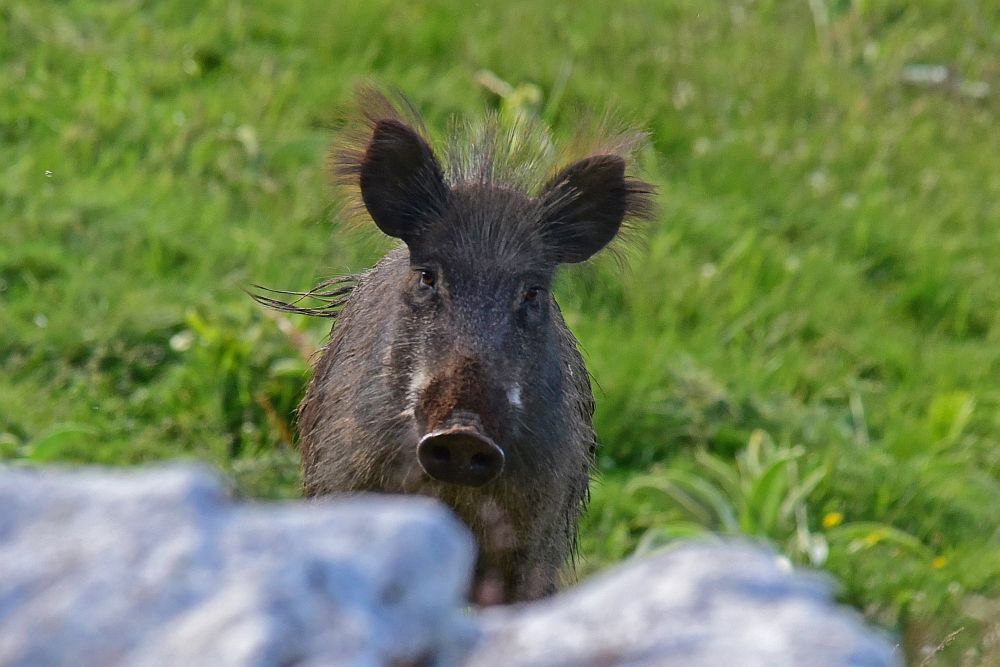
xmin=417 ymin=428 xmax=504 ymax=488
xmin=429 ymin=445 xmax=451 ymax=464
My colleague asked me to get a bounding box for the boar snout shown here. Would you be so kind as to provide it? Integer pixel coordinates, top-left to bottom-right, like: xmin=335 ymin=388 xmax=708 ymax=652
xmin=412 ymin=355 xmax=509 ymax=487
xmin=417 ymin=419 xmax=505 ymax=487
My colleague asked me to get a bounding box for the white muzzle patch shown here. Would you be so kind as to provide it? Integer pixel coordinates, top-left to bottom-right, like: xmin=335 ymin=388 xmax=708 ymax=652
xmin=507 ymin=383 xmax=523 ymax=410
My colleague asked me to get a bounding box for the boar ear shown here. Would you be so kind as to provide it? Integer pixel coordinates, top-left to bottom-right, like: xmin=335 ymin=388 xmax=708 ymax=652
xmin=359 ymin=120 xmax=448 ymax=243
xmin=538 ymin=154 xmax=652 ymax=264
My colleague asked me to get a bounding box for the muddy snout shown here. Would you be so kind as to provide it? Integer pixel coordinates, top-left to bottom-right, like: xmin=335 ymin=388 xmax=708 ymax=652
xmin=417 ymin=418 xmax=505 ymax=487
xmin=413 ymin=357 xmax=510 ymax=487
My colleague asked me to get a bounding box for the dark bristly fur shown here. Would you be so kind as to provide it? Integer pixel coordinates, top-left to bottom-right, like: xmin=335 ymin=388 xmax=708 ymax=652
xmin=255 ymin=86 xmax=654 ymax=604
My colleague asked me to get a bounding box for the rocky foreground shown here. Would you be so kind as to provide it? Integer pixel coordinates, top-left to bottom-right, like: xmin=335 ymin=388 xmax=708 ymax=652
xmin=0 ymin=465 xmax=900 ymax=666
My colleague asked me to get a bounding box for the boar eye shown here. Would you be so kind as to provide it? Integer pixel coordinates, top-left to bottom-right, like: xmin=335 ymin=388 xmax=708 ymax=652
xmin=522 ymin=287 xmax=540 ymax=303
xmin=419 ymin=270 xmax=436 ymax=288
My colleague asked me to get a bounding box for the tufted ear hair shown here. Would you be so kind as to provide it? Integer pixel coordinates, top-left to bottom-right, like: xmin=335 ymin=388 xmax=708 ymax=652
xmin=357 ymin=119 xmax=449 ymax=244
xmin=537 ymin=154 xmax=654 ymax=264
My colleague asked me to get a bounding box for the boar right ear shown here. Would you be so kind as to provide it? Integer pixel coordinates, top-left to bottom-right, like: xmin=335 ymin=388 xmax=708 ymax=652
xmin=358 ymin=120 xmax=449 ymax=243
xmin=538 ymin=154 xmax=654 ymax=264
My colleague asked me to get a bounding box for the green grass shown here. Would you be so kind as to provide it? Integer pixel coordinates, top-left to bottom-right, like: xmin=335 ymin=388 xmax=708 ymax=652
xmin=3 ymin=1 xmax=999 ymax=663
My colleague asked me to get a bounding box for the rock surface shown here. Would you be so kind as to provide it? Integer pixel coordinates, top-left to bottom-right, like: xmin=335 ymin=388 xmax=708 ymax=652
xmin=468 ymin=544 xmax=900 ymax=667
xmin=0 ymin=465 xmax=477 ymax=667
xmin=0 ymin=464 xmax=902 ymax=667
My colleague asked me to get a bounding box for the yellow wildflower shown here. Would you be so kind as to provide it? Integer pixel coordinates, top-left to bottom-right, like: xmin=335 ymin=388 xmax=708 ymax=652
xmin=863 ymin=530 xmax=885 ymax=546
xmin=822 ymin=512 xmax=844 ymax=529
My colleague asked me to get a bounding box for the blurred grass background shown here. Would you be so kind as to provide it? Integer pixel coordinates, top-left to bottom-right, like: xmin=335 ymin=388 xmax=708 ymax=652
xmin=2 ymin=1 xmax=999 ymax=663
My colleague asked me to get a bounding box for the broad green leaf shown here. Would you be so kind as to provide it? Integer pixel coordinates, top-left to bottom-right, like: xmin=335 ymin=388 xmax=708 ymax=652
xmin=27 ymin=424 xmax=100 ymax=462
xmin=743 ymin=456 xmax=791 ymax=535
xmin=629 ymin=470 xmax=739 ymax=532
xmin=694 ymin=449 xmax=742 ymax=501
xmin=826 ymin=522 xmax=932 ymax=559
xmin=779 ymin=465 xmax=828 ymax=524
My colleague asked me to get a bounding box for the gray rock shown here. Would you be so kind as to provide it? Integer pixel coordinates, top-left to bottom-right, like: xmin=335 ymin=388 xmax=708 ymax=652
xmin=0 ymin=464 xmax=478 ymax=667
xmin=467 ymin=543 xmax=902 ymax=667
xmin=0 ymin=465 xmax=901 ymax=667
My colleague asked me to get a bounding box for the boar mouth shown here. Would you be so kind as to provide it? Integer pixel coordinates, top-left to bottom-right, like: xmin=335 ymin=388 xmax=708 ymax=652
xmin=416 ymin=422 xmax=505 ymax=488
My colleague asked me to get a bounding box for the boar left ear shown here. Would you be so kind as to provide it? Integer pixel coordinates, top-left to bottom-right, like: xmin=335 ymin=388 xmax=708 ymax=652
xmin=358 ymin=119 xmax=449 ymax=244
xmin=538 ymin=154 xmax=652 ymax=264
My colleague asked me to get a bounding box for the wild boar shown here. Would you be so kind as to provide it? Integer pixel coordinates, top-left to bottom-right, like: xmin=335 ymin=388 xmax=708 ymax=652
xmin=256 ymin=89 xmax=653 ymax=602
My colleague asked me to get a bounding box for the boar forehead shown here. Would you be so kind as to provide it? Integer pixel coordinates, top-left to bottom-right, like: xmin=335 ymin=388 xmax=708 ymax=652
xmin=413 ymin=184 xmax=550 ymax=274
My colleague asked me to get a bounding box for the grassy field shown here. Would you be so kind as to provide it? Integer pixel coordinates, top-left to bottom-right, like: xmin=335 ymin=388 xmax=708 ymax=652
xmin=2 ymin=1 xmax=999 ymax=663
